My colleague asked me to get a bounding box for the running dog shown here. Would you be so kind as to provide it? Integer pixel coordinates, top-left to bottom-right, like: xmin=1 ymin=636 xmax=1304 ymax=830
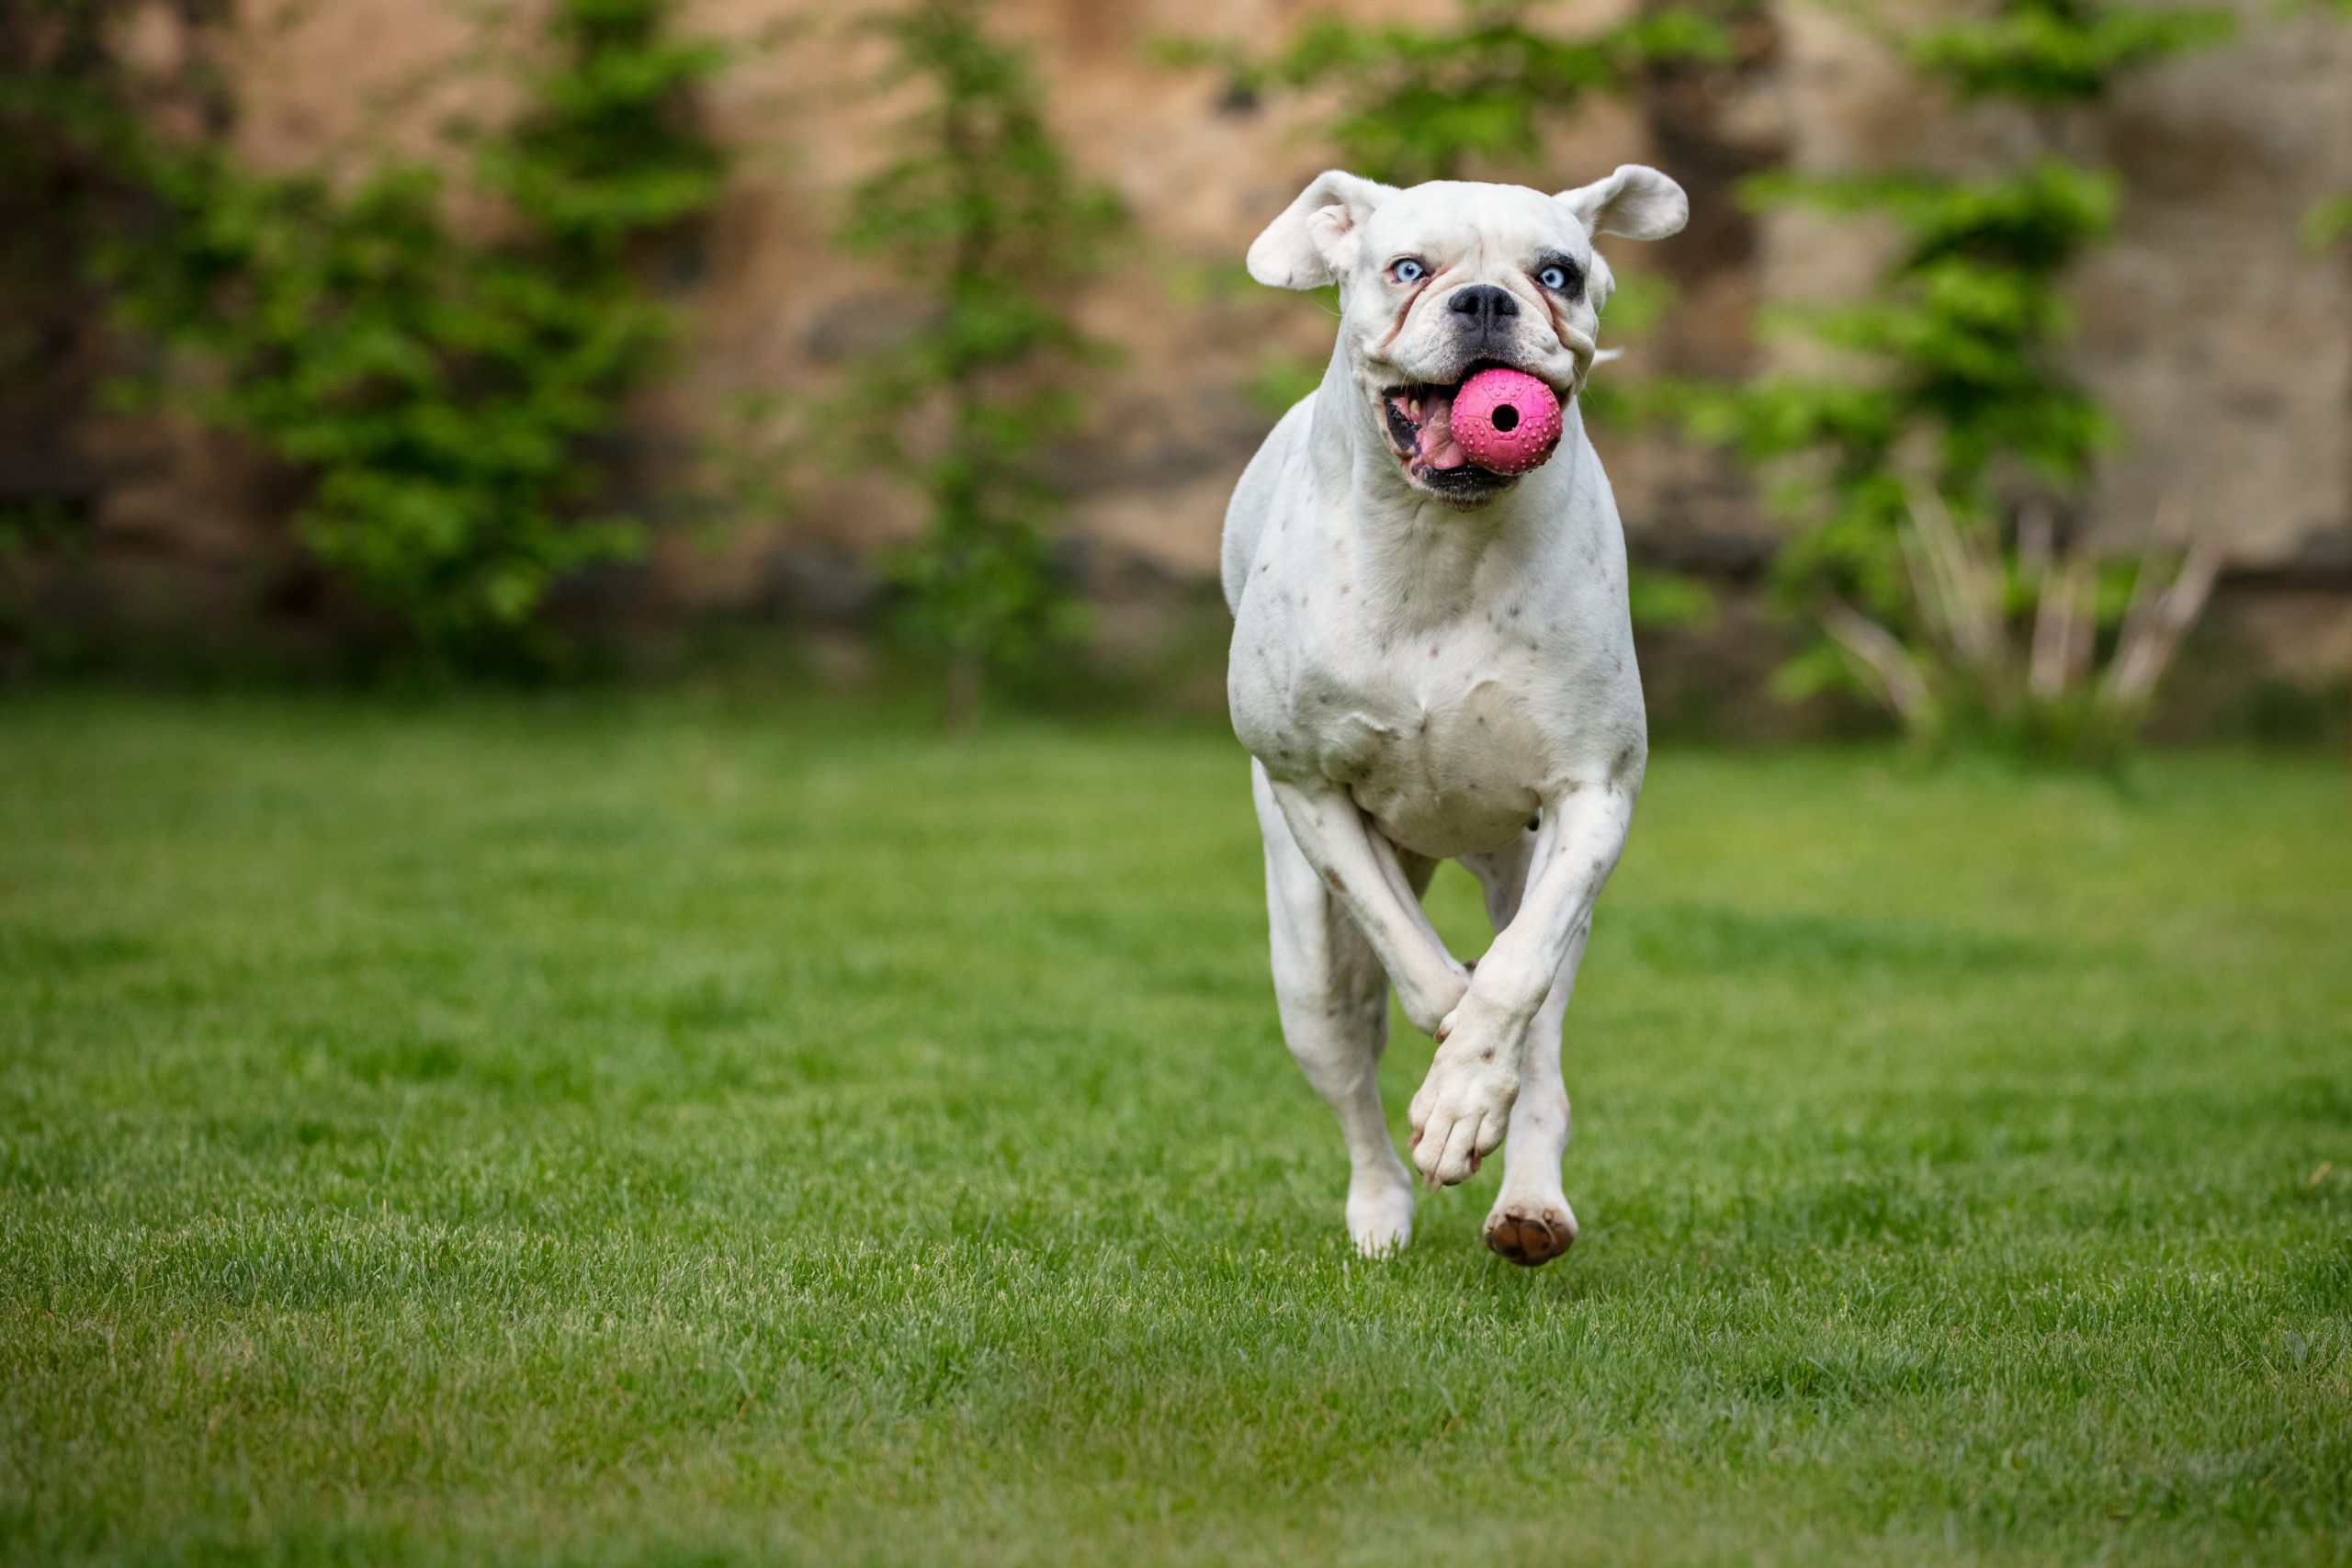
xmin=1221 ymin=165 xmax=1687 ymax=1264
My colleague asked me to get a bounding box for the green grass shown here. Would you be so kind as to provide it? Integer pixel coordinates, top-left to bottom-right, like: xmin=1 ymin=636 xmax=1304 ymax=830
xmin=2 ymin=694 xmax=2347 ymax=1566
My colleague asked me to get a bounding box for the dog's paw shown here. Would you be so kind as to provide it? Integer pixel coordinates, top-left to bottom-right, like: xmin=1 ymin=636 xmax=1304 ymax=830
xmin=1407 ymin=1043 xmax=1518 ymax=1188
xmin=1346 ymin=1170 xmax=1416 ymax=1258
xmin=1484 ymin=1198 xmax=1577 ymax=1267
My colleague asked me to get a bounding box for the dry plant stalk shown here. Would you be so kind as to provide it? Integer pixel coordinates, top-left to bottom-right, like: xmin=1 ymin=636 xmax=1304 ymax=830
xmin=1820 ymin=599 xmax=1934 ymax=728
xmin=2102 ymin=516 xmax=2222 ymax=712
xmin=1901 ymin=483 xmax=2006 ymax=693
xmin=1825 ymin=489 xmax=2222 ymax=750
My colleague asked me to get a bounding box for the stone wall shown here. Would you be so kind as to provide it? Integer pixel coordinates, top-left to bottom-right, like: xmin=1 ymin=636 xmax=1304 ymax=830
xmin=21 ymin=0 xmax=2352 ymax=685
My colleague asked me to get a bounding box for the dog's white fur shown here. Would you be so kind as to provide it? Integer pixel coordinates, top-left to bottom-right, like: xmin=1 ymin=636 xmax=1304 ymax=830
xmin=1221 ymin=166 xmax=1687 ymax=1264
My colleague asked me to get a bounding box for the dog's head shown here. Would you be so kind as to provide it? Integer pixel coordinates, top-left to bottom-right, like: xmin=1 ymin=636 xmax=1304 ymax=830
xmin=1248 ymin=167 xmax=1686 ymax=507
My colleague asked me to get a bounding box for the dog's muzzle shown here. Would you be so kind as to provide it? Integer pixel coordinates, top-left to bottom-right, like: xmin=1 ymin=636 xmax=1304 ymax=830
xmin=1382 ymin=359 xmax=1557 ymax=502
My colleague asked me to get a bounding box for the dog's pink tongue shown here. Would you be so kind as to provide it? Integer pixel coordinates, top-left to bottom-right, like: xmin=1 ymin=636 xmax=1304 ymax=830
xmin=1418 ymin=399 xmax=1468 ymax=470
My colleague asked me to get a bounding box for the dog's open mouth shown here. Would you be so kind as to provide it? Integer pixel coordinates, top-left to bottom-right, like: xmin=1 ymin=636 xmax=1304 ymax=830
xmin=1382 ymin=362 xmax=1544 ymax=497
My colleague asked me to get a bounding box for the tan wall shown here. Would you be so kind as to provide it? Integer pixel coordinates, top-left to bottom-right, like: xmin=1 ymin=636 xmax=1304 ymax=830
xmin=51 ymin=0 xmax=2352 ymax=671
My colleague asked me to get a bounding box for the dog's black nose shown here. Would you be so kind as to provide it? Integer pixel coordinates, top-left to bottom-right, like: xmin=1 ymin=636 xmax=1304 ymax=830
xmin=1448 ymin=285 xmax=1520 ymax=333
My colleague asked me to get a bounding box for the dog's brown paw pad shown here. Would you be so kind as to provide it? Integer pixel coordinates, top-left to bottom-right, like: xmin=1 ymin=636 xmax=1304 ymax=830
xmin=1484 ymin=1205 xmax=1577 ymax=1268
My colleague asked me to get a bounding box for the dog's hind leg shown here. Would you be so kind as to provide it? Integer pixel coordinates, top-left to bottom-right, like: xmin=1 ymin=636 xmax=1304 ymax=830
xmin=1463 ymin=843 xmax=1583 ymax=1267
xmin=1254 ymin=766 xmax=1419 ymax=1256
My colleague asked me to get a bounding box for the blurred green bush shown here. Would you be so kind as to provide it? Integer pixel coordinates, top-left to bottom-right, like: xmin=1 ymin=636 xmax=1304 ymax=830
xmin=3 ymin=0 xmax=726 ymax=673
xmin=832 ymin=0 xmax=1125 ymax=729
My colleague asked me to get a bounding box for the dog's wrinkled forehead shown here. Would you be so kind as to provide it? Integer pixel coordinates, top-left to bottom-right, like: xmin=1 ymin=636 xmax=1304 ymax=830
xmin=1354 ymin=182 xmax=1589 ymax=276
xmin=1246 ymin=165 xmax=1687 ymax=297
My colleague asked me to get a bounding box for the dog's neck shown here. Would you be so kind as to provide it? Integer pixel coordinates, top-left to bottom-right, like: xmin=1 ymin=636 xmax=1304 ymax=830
xmin=1307 ymin=345 xmax=1589 ymax=631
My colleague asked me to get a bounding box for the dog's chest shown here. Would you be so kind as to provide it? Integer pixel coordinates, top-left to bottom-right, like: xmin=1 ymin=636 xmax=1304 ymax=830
xmin=1273 ymin=625 xmax=1558 ymax=858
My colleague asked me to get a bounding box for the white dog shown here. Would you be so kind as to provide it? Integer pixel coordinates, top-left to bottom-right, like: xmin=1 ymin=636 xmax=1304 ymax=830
xmin=1221 ymin=165 xmax=1687 ymax=1265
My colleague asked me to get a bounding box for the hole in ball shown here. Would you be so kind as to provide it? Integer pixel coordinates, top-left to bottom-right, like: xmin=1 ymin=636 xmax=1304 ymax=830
xmin=1492 ymin=405 xmax=1521 ymax=433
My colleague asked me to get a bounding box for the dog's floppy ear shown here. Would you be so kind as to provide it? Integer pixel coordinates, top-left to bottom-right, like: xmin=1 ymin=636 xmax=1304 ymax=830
xmin=1247 ymin=170 xmax=1397 ymax=288
xmin=1556 ymin=164 xmax=1688 ymax=242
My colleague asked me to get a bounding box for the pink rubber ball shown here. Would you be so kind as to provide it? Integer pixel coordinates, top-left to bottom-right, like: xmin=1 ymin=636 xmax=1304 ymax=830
xmin=1452 ymin=367 xmax=1564 ymax=476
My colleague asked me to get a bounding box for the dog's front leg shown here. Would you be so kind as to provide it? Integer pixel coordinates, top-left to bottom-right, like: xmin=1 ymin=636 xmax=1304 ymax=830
xmin=1260 ymin=768 xmax=1470 ymax=1036
xmin=1408 ymin=784 xmax=1635 ymax=1188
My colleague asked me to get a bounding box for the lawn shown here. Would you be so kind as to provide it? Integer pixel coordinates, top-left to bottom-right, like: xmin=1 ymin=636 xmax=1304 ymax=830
xmin=1 ymin=694 xmax=2346 ymax=1566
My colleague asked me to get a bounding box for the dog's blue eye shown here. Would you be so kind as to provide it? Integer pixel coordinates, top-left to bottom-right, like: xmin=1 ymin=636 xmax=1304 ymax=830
xmin=1539 ymin=265 xmax=1570 ymax=290
xmin=1392 ymin=258 xmax=1426 ymax=284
